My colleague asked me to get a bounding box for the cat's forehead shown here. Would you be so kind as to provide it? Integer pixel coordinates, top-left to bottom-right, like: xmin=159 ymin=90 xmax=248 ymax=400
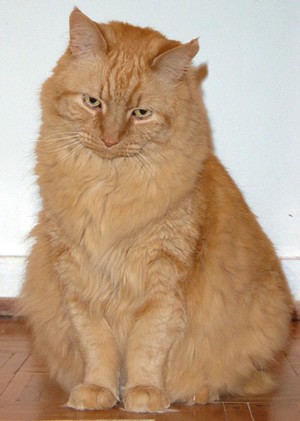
xmin=100 ymin=21 xmax=179 ymax=63
xmin=60 ymin=20 xmax=181 ymax=104
xmin=100 ymin=54 xmax=154 ymax=106
xmin=64 ymin=53 xmax=151 ymax=106
xmin=96 ymin=22 xmax=179 ymax=103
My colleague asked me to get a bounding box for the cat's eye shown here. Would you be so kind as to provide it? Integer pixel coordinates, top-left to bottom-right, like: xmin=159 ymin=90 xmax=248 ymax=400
xmin=132 ymin=108 xmax=152 ymax=119
xmin=83 ymin=94 xmax=101 ymax=109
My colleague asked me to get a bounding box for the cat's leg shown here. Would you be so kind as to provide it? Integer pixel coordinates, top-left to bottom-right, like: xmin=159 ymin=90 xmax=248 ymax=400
xmin=20 ymin=237 xmax=84 ymax=392
xmin=124 ymin=302 xmax=181 ymax=412
xmin=66 ymin=297 xmax=120 ymax=411
xmin=123 ymin=258 xmax=185 ymax=412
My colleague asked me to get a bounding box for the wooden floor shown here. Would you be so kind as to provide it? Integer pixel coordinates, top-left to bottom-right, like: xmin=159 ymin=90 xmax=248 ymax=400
xmin=0 ymin=319 xmax=300 ymax=421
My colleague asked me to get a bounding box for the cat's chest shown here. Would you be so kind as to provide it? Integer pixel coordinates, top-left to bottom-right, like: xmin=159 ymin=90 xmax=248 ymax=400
xmin=52 ymin=160 xmax=199 ymax=301
xmin=71 ymin=181 xmax=140 ymax=255
xmin=67 ymin=200 xmax=197 ymax=300
xmin=59 ymin=168 xmax=168 ymax=256
xmin=65 ymin=228 xmax=158 ymax=325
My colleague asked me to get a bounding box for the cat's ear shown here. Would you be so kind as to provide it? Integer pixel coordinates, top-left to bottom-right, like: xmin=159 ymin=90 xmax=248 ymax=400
xmin=151 ymin=38 xmax=199 ymax=82
xmin=69 ymin=7 xmax=107 ymax=57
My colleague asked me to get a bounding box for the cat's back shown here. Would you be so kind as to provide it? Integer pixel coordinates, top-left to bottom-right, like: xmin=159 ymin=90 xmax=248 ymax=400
xmin=194 ymin=155 xmax=292 ymax=306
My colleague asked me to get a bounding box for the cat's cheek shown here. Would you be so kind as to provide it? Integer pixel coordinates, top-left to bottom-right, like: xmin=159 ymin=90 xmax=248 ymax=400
xmin=55 ymin=96 xmax=91 ymax=122
xmin=133 ymin=121 xmax=170 ymax=145
xmin=150 ymin=126 xmax=171 ymax=144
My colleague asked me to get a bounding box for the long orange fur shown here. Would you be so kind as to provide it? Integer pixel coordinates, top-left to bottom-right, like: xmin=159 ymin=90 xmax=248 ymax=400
xmin=20 ymin=8 xmax=293 ymax=412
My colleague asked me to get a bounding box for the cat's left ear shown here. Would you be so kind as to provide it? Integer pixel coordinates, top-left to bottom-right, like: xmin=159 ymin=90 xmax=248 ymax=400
xmin=151 ymin=38 xmax=199 ymax=82
xmin=69 ymin=7 xmax=107 ymax=57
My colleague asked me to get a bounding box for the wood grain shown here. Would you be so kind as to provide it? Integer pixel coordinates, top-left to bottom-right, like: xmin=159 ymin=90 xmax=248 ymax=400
xmin=224 ymin=403 xmax=253 ymax=420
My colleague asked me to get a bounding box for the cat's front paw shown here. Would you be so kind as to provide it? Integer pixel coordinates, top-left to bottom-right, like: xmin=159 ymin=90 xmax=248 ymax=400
xmin=66 ymin=383 xmax=117 ymax=410
xmin=187 ymin=385 xmax=219 ymax=405
xmin=124 ymin=386 xmax=170 ymax=412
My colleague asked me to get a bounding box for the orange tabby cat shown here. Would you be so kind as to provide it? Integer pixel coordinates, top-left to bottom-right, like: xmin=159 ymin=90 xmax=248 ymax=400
xmin=20 ymin=8 xmax=293 ymax=413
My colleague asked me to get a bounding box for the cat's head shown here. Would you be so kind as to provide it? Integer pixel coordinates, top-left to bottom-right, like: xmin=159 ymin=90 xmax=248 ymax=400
xmin=40 ymin=8 xmax=208 ymax=162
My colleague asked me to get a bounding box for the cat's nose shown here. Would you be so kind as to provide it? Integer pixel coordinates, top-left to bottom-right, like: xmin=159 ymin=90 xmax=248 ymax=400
xmin=102 ymin=137 xmax=120 ymax=148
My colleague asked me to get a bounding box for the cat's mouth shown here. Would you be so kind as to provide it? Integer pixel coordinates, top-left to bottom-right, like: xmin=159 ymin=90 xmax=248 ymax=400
xmin=88 ymin=145 xmax=141 ymax=159
xmin=78 ymin=132 xmax=146 ymax=160
xmin=80 ymin=138 xmax=143 ymax=160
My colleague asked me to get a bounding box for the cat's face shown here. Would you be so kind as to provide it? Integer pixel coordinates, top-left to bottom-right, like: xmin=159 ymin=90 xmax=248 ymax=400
xmin=41 ymin=8 xmax=200 ymax=161
xmin=54 ymin=54 xmax=174 ymax=159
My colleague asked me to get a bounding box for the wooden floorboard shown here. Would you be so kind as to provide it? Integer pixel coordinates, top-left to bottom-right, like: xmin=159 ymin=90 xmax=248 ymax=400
xmin=0 ymin=298 xmax=17 ymax=317
xmin=0 ymin=319 xmax=299 ymax=420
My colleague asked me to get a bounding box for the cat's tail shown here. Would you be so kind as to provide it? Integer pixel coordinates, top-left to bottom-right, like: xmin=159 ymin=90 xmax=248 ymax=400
xmin=242 ymin=371 xmax=276 ymax=395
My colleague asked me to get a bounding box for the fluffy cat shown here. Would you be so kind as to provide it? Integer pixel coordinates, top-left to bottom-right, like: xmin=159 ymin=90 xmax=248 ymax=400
xmin=20 ymin=7 xmax=293 ymax=413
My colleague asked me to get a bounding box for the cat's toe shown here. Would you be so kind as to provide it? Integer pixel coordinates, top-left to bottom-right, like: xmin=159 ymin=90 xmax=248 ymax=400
xmin=187 ymin=385 xmax=219 ymax=405
xmin=66 ymin=383 xmax=117 ymax=410
xmin=124 ymin=385 xmax=170 ymax=412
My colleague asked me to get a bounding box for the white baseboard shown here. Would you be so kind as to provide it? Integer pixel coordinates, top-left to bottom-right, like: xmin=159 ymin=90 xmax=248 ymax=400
xmin=0 ymin=256 xmax=25 ymax=297
xmin=0 ymin=256 xmax=299 ymax=300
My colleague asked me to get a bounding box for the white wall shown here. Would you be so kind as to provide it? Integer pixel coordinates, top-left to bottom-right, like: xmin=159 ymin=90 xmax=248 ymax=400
xmin=0 ymin=0 xmax=299 ymax=297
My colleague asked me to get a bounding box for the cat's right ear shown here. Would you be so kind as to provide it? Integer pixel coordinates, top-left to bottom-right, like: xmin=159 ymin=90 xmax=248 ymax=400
xmin=69 ymin=7 xmax=107 ymax=57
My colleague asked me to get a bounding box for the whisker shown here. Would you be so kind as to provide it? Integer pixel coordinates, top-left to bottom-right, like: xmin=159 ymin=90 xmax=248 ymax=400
xmin=41 ymin=138 xmax=80 ymax=147
xmin=40 ymin=121 xmax=72 ymax=126
xmin=24 ymin=151 xmax=38 ymax=165
xmin=39 ymin=142 xmax=81 ymax=155
xmin=41 ymin=139 xmax=79 ymax=147
xmin=40 ymin=132 xmax=79 ymax=141
xmin=39 ymin=135 xmax=79 ymax=145
xmin=136 ymin=151 xmax=155 ymax=179
xmin=41 ymin=137 xmax=79 ymax=147
xmin=135 ymin=155 xmax=148 ymax=178
xmin=55 ymin=144 xmax=83 ymax=165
